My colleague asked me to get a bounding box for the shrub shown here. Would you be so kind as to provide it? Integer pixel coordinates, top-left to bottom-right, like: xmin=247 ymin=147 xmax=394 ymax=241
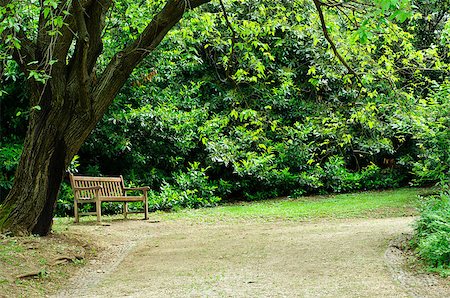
xmin=0 ymin=143 xmax=22 ymax=202
xmin=359 ymin=164 xmax=404 ymax=189
xmin=412 ymin=190 xmax=450 ymax=274
xmin=417 ymin=231 xmax=450 ymax=269
xmin=323 ymin=156 xmax=359 ymax=193
xmin=55 ymin=182 xmax=74 ymax=217
xmin=149 ymin=162 xmax=221 ymax=211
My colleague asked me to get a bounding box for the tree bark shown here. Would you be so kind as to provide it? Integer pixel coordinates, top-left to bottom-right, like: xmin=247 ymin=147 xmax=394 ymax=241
xmin=0 ymin=0 xmax=211 ymax=236
xmin=0 ymin=84 xmax=88 ymax=235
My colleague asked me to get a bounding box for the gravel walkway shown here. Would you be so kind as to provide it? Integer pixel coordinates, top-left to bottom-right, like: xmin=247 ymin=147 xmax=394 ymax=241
xmin=54 ymin=217 xmax=449 ymax=298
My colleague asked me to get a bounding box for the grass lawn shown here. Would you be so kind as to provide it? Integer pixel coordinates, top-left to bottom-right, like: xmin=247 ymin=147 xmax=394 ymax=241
xmin=58 ymin=187 xmax=431 ymax=225
xmin=148 ymin=187 xmax=429 ymax=222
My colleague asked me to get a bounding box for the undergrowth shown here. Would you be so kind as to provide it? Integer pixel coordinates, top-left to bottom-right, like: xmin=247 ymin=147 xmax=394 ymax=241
xmin=412 ymin=187 xmax=450 ymax=277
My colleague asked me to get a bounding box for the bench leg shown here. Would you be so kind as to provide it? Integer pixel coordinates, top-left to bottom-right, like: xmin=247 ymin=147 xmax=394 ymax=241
xmin=144 ymin=193 xmax=149 ymax=220
xmin=74 ymin=200 xmax=79 ymax=223
xmin=123 ymin=202 xmax=128 ymax=219
xmin=96 ymin=200 xmax=102 ymax=222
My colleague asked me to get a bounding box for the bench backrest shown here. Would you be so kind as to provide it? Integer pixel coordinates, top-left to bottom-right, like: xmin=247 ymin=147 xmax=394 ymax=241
xmin=69 ymin=174 xmax=125 ymax=197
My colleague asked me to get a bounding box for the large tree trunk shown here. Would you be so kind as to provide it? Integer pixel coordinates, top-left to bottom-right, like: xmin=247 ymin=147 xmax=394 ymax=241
xmin=2 ymin=133 xmax=69 ymax=236
xmin=0 ymin=88 xmax=91 ymax=235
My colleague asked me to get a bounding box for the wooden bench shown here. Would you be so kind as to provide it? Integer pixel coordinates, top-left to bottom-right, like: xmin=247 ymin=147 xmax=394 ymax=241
xmin=69 ymin=173 xmax=150 ymax=223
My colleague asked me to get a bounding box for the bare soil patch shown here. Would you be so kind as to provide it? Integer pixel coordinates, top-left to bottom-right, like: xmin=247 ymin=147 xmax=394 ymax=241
xmin=0 ymin=232 xmax=94 ymax=298
xmin=53 ymin=216 xmax=449 ymax=298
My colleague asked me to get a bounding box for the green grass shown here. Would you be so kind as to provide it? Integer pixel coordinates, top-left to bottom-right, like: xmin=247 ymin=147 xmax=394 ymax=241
xmin=150 ymin=187 xmax=428 ymax=222
xmin=0 ymin=239 xmax=25 ymax=266
xmin=58 ymin=188 xmax=432 ymax=226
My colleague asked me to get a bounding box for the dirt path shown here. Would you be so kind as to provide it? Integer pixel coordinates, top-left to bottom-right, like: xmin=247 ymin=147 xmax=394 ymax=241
xmin=54 ymin=217 xmax=449 ymax=297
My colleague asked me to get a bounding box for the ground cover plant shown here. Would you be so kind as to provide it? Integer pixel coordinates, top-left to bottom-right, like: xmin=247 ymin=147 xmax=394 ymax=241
xmin=412 ymin=188 xmax=450 ymax=277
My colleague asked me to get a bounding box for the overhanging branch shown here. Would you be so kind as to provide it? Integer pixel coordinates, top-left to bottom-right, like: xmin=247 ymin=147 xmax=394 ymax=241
xmin=92 ymin=0 xmax=211 ymax=117
xmin=313 ymin=0 xmax=361 ymax=83
xmin=85 ymin=0 xmax=112 ymax=73
xmin=219 ymin=0 xmax=236 ymax=80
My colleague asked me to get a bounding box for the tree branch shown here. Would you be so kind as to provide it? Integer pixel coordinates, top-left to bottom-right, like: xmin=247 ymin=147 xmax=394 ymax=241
xmin=313 ymin=0 xmax=361 ymax=83
xmin=13 ymin=31 xmax=36 ymax=67
xmin=67 ymin=0 xmax=112 ymax=111
xmin=219 ymin=0 xmax=236 ymax=81
xmin=0 ymin=0 xmax=11 ymax=7
xmin=92 ymin=0 xmax=210 ymax=117
xmin=73 ymin=0 xmax=91 ymax=110
xmin=84 ymin=0 xmax=112 ymax=73
xmin=39 ymin=1 xmax=77 ymax=108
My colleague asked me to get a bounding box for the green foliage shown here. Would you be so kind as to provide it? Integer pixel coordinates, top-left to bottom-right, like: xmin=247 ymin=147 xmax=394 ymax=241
xmin=149 ymin=162 xmax=221 ymax=211
xmin=359 ymin=165 xmax=402 ymax=189
xmin=67 ymin=0 xmax=448 ymax=210
xmin=55 ymin=182 xmax=74 ymax=217
xmin=412 ymin=190 xmax=450 ymax=275
xmin=409 ymin=83 xmax=450 ymax=184
xmin=1 ymin=66 xmax=28 ymax=203
xmin=0 ymin=144 xmax=21 ymax=201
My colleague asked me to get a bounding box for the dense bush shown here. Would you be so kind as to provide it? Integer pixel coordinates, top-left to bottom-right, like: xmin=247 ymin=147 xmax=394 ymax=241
xmin=149 ymin=162 xmax=221 ymax=211
xmin=0 ymin=144 xmax=21 ymax=198
xmin=55 ymin=182 xmax=75 ymax=217
xmin=412 ymin=189 xmax=450 ymax=275
xmin=0 ymin=73 xmax=28 ymax=203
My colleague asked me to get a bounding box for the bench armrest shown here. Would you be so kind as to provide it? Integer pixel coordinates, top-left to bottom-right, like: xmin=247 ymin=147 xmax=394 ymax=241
xmin=124 ymin=187 xmax=150 ymax=191
xmin=74 ymin=186 xmax=103 ymax=191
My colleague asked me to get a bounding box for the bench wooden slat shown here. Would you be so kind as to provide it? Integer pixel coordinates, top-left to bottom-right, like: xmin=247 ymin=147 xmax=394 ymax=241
xmin=104 ymin=181 xmax=109 ymax=196
xmin=102 ymin=181 xmax=109 ymax=196
xmin=112 ymin=181 xmax=121 ymax=196
xmin=74 ymin=176 xmax=122 ymax=182
xmin=115 ymin=182 xmax=123 ymax=196
xmin=111 ymin=182 xmax=119 ymax=195
xmin=77 ymin=198 xmax=97 ymax=203
xmin=70 ymin=173 xmax=149 ymax=223
xmin=108 ymin=182 xmax=115 ymax=195
xmin=109 ymin=182 xmax=114 ymax=196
